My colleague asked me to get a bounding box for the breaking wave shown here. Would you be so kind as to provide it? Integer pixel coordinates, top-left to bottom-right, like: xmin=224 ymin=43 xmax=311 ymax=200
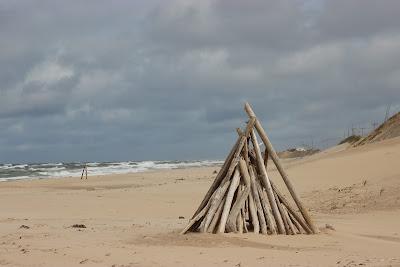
xmin=0 ymin=160 xmax=222 ymax=182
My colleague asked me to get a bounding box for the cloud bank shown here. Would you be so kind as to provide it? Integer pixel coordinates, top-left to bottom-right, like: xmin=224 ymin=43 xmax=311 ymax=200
xmin=1 ymin=0 xmax=400 ymax=163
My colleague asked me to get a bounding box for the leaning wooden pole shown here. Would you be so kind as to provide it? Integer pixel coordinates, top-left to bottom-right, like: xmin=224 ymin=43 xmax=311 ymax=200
xmin=244 ymin=102 xmax=318 ymax=234
xmin=270 ymin=181 xmax=312 ymax=234
xmin=250 ymin=129 xmax=285 ymax=234
xmin=217 ymin=168 xmax=241 ymax=233
xmin=249 ymin=167 xmax=269 ymax=234
xmin=225 ymin=159 xmax=251 ymax=233
xmin=191 ymin=135 xmax=241 ymax=218
xmin=190 ymin=118 xmax=255 ymax=231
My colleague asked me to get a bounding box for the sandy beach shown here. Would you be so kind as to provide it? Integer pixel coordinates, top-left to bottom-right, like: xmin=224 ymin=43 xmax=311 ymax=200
xmin=1 ymin=137 xmax=400 ymax=267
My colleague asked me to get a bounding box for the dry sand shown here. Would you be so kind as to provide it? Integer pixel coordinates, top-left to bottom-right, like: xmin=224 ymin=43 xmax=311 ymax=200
xmin=1 ymin=137 xmax=400 ymax=267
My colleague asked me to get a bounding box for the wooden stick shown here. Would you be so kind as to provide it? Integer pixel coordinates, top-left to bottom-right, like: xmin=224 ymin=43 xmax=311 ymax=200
xmin=211 ymin=117 xmax=255 ymax=194
xmin=200 ymin=131 xmax=250 ymax=231
xmin=191 ymin=135 xmax=241 ymax=218
xmin=254 ymin=178 xmax=277 ymax=235
xmin=241 ymin=209 xmax=248 ymax=233
xmin=192 ymin=114 xmax=255 ymax=220
xmin=283 ymin=205 xmax=297 ymax=235
xmin=183 ymin=180 xmax=231 ymax=234
xmin=243 ymin=136 xmax=250 ymax=166
xmin=209 ymin=119 xmax=255 ymax=233
xmin=288 ymin=211 xmax=302 ymax=234
xmin=85 ymin=166 xmax=88 ymax=179
xmin=245 ymin=102 xmax=318 ymax=234
xmin=274 ymin=191 xmax=288 ymax=235
xmin=250 ymin=129 xmax=285 ymax=234
xmin=243 ymin=198 xmax=250 ymax=220
xmin=225 ymin=185 xmax=245 ymax=232
xmin=218 ymin=168 xmax=241 ymax=233
xmin=270 ymin=181 xmax=312 ymax=234
xmin=180 ymin=201 xmax=210 ymax=234
xmin=244 ymin=198 xmax=249 ymax=220
xmin=242 ymin=139 xmax=251 ymax=226
xmin=226 ymin=159 xmax=251 ymax=232
xmin=201 ymin=176 xmax=233 ymax=232
xmin=248 ymin=193 xmax=259 ymax=233
xmin=237 ymin=212 xmax=244 ymax=234
xmin=207 ymin=193 xmax=226 ymax=233
xmin=248 ymin=166 xmax=268 ymax=234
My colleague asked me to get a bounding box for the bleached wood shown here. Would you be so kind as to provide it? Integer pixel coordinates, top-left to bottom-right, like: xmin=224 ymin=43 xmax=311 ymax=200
xmin=237 ymin=212 xmax=244 ymax=234
xmin=226 ymin=159 xmax=251 ymax=232
xmin=243 ymin=137 xmax=250 ymax=166
xmin=270 ymin=181 xmax=312 ymax=234
xmin=225 ymin=187 xmax=245 ymax=232
xmin=250 ymin=129 xmax=285 ymax=234
xmin=191 ymin=115 xmax=255 ymax=221
xmin=248 ymin=192 xmax=259 ymax=234
xmin=199 ymin=212 xmax=207 ymax=231
xmin=288 ymin=211 xmax=302 ymax=234
xmin=242 ymin=140 xmax=251 ymax=225
xmin=207 ymin=193 xmax=226 ymax=233
xmin=183 ymin=176 xmax=234 ymax=234
xmin=255 ymin=178 xmax=277 ymax=235
xmin=180 ymin=201 xmax=210 ymax=234
xmin=283 ymin=205 xmax=297 ymax=235
xmin=248 ymin=166 xmax=268 ymax=234
xmin=244 ymin=198 xmax=249 ymax=220
xmin=191 ymin=135 xmax=240 ymax=218
xmin=245 ymin=102 xmax=318 ymax=234
xmin=241 ymin=209 xmax=248 ymax=233
xmin=217 ymin=168 xmax=241 ymax=233
xmin=274 ymin=191 xmax=289 ymax=235
xmin=201 ymin=176 xmax=232 ymax=232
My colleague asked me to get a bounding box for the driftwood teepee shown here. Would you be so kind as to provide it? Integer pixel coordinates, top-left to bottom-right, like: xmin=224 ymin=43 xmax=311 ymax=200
xmin=181 ymin=103 xmax=318 ymax=235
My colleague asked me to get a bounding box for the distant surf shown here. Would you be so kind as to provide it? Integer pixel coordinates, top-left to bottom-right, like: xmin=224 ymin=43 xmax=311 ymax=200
xmin=0 ymin=160 xmax=223 ymax=182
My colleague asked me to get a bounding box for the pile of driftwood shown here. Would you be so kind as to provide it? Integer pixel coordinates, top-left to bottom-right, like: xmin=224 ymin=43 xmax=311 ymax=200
xmin=181 ymin=103 xmax=318 ymax=235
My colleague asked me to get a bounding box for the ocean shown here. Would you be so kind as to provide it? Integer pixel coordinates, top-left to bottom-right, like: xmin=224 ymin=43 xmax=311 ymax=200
xmin=0 ymin=160 xmax=223 ymax=182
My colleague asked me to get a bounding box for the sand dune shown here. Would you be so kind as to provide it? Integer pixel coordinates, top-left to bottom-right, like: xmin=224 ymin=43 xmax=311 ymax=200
xmin=354 ymin=111 xmax=400 ymax=147
xmin=1 ymin=137 xmax=400 ymax=266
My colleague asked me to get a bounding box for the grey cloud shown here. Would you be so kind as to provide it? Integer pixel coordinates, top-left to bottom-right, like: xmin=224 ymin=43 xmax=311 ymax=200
xmin=316 ymin=0 xmax=400 ymax=40
xmin=0 ymin=0 xmax=400 ymax=163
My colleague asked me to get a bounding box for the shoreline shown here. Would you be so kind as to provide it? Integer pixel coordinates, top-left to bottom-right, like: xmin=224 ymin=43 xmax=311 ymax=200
xmin=0 ymin=161 xmax=224 ymax=183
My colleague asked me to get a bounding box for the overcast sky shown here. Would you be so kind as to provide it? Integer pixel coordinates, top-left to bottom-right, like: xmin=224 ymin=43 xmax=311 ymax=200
xmin=1 ymin=0 xmax=400 ymax=163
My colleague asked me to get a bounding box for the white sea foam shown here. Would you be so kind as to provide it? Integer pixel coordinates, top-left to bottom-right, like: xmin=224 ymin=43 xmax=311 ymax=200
xmin=0 ymin=160 xmax=223 ymax=181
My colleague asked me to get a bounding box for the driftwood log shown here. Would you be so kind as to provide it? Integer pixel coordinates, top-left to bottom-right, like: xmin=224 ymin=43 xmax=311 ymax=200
xmin=250 ymin=129 xmax=285 ymax=234
xmin=225 ymin=159 xmax=251 ymax=232
xmin=181 ymin=103 xmax=317 ymax=236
